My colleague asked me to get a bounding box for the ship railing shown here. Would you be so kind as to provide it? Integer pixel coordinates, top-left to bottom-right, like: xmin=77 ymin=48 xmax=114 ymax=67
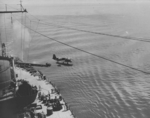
xmin=0 ymin=88 xmax=15 ymax=101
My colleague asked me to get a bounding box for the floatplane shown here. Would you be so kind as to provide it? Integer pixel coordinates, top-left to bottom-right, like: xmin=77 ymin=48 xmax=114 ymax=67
xmin=53 ymin=54 xmax=73 ymax=66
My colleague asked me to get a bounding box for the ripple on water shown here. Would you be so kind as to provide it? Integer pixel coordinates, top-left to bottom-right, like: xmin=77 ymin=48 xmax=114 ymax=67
xmin=28 ymin=14 xmax=150 ymax=118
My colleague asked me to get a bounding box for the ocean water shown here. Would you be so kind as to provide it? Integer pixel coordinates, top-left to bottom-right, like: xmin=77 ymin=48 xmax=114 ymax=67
xmin=1 ymin=12 xmax=150 ymax=118
xmin=29 ymin=14 xmax=150 ymax=118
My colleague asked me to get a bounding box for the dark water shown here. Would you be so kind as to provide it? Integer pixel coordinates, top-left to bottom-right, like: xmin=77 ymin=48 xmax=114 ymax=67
xmin=1 ymin=13 xmax=150 ymax=118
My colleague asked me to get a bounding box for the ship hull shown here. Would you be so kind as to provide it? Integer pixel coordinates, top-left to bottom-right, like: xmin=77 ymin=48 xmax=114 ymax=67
xmin=0 ymin=92 xmax=37 ymax=118
xmin=0 ymin=97 xmax=17 ymax=118
xmin=0 ymin=58 xmax=12 ymax=90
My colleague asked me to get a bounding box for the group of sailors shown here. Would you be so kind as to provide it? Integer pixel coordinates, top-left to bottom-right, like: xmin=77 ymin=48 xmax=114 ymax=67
xmin=21 ymin=87 xmax=62 ymax=118
xmin=23 ymin=107 xmax=46 ymax=118
xmin=38 ymin=93 xmax=62 ymax=110
xmin=16 ymin=63 xmax=63 ymax=118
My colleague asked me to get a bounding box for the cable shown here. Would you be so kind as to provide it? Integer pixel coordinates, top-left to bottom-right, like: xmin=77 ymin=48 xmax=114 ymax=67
xmin=24 ymin=13 xmax=26 ymax=43
xmin=3 ymin=14 xmax=7 ymax=42
xmin=3 ymin=13 xmax=8 ymax=56
xmin=25 ymin=17 xmax=150 ymax=50
xmin=36 ymin=20 xmax=40 ymax=31
xmin=0 ymin=66 xmax=11 ymax=74
xmin=14 ymin=13 xmax=150 ymax=74
xmin=25 ymin=25 xmax=150 ymax=74
xmin=21 ymin=13 xmax=23 ymax=59
xmin=17 ymin=14 xmax=40 ymax=61
xmin=0 ymin=79 xmax=12 ymax=85
xmin=25 ymin=14 xmax=150 ymax=43
xmin=27 ymin=20 xmax=32 ymax=61
xmin=12 ymin=14 xmax=31 ymax=61
xmin=39 ymin=21 xmax=150 ymax=43
xmin=25 ymin=15 xmax=150 ymax=50
xmin=27 ymin=12 xmax=41 ymax=21
xmin=0 ymin=2 xmax=20 ymax=11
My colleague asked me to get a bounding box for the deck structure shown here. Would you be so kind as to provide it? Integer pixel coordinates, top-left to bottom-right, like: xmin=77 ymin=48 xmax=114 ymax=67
xmin=15 ymin=67 xmax=75 ymax=118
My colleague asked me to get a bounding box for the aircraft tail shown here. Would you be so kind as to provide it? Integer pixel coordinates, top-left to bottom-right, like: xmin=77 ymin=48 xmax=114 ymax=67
xmin=53 ymin=54 xmax=57 ymax=60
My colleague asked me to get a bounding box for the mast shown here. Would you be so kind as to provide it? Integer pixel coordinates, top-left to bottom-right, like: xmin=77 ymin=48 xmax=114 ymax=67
xmin=0 ymin=1 xmax=27 ymax=14
xmin=0 ymin=1 xmax=27 ymax=58
xmin=0 ymin=2 xmax=27 ymax=96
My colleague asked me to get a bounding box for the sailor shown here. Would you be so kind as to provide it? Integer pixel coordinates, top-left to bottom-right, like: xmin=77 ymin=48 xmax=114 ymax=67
xmin=24 ymin=112 xmax=31 ymax=118
xmin=38 ymin=91 xmax=41 ymax=100
xmin=29 ymin=108 xmax=35 ymax=118
xmin=43 ymin=75 xmax=46 ymax=80
xmin=59 ymin=95 xmax=62 ymax=101
xmin=10 ymin=81 xmax=16 ymax=89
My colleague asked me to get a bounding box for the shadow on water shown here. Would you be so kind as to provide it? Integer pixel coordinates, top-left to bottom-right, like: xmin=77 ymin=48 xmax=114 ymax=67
xmin=56 ymin=61 xmax=73 ymax=66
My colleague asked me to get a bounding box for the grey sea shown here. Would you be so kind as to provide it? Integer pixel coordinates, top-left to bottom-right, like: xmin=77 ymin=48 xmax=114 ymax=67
xmin=1 ymin=6 xmax=150 ymax=118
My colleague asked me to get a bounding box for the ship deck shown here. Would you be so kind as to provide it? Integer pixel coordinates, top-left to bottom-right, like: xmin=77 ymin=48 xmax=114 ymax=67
xmin=15 ymin=67 xmax=75 ymax=118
